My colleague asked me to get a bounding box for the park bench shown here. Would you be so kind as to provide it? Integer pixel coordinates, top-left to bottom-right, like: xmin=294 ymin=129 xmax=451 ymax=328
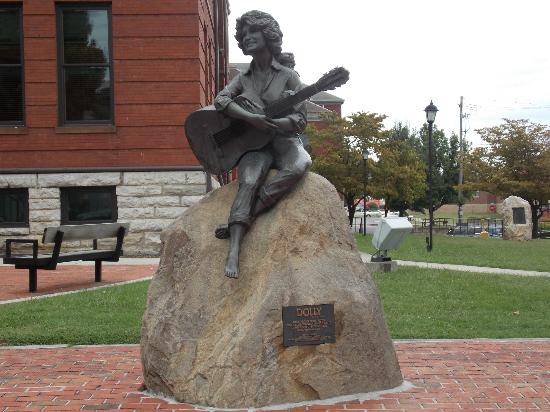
xmin=3 ymin=222 xmax=129 ymax=292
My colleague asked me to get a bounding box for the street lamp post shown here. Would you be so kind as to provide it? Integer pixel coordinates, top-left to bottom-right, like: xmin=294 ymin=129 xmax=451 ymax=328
xmin=362 ymin=148 xmax=369 ymax=236
xmin=424 ymin=100 xmax=438 ymax=252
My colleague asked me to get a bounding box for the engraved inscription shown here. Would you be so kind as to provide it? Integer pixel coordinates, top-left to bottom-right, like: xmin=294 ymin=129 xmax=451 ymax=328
xmin=512 ymin=207 xmax=526 ymax=225
xmin=282 ymin=304 xmax=335 ymax=347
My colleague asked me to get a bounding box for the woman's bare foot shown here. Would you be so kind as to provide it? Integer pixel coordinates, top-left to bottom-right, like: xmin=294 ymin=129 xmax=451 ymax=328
xmin=224 ymin=250 xmax=239 ymax=278
xmin=224 ymin=224 xmax=245 ymax=279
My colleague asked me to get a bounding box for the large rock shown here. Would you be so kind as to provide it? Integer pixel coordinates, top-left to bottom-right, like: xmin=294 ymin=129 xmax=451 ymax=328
xmin=140 ymin=172 xmax=402 ymax=408
xmin=500 ymin=196 xmax=532 ymax=241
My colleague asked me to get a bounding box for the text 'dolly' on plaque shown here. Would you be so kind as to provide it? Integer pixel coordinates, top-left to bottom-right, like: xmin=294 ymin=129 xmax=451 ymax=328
xmin=282 ymin=304 xmax=336 ymax=347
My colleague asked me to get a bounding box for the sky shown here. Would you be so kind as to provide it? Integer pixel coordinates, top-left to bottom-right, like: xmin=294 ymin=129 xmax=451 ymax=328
xmin=226 ymin=0 xmax=550 ymax=147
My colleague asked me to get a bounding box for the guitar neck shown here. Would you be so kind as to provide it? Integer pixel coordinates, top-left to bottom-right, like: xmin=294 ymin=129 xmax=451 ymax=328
xmin=265 ymin=84 xmax=320 ymax=118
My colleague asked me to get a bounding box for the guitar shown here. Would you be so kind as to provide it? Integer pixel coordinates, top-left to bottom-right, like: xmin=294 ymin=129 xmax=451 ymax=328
xmin=184 ymin=67 xmax=350 ymax=175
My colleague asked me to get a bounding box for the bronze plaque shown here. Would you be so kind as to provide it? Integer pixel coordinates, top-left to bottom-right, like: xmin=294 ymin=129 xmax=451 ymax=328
xmin=512 ymin=207 xmax=526 ymax=224
xmin=282 ymin=304 xmax=335 ymax=347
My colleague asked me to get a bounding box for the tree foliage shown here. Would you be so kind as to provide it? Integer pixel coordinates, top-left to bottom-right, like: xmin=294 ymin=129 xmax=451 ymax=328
xmin=369 ymin=123 xmax=426 ymax=216
xmin=412 ymin=125 xmax=466 ymax=211
xmin=307 ymin=113 xmax=426 ymax=223
xmin=306 ymin=112 xmax=384 ymax=224
xmin=463 ymin=119 xmax=550 ymax=238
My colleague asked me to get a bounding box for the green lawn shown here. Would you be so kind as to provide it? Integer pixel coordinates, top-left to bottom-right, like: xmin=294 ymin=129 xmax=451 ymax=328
xmin=0 ymin=280 xmax=149 ymax=346
xmin=374 ymin=267 xmax=550 ymax=339
xmin=355 ymin=233 xmax=550 ymax=272
xmin=1 ymin=267 xmax=549 ymax=345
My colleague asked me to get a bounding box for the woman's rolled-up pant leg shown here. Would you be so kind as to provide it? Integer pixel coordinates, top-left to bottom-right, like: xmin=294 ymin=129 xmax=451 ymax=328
xmin=229 ymin=150 xmax=273 ymax=228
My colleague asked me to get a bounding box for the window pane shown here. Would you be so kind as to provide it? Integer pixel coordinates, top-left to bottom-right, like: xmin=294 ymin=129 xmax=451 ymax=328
xmin=0 ymin=9 xmax=21 ymax=64
xmin=62 ymin=10 xmax=109 ymax=64
xmin=65 ymin=67 xmax=111 ymax=121
xmin=0 ymin=189 xmax=27 ymax=225
xmin=0 ymin=67 xmax=23 ymax=122
xmin=63 ymin=187 xmax=116 ymax=223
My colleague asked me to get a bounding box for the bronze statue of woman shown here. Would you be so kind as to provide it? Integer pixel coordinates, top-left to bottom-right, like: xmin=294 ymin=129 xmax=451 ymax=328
xmin=214 ymin=10 xmax=311 ymax=278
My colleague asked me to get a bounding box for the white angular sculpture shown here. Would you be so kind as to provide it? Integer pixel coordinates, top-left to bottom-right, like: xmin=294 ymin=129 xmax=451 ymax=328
xmin=372 ymin=217 xmax=413 ymax=254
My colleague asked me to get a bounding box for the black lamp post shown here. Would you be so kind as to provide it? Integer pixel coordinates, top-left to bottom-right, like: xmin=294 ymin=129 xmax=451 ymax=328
xmin=424 ymin=100 xmax=438 ymax=252
xmin=362 ymin=148 xmax=369 ymax=236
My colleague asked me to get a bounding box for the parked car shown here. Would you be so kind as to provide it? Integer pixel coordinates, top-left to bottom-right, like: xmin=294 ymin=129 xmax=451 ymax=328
xmin=354 ymin=208 xmax=382 ymax=219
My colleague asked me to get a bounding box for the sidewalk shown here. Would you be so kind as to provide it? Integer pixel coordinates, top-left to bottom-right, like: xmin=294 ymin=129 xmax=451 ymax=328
xmin=360 ymin=252 xmax=550 ymax=277
xmin=0 ymin=339 xmax=548 ymax=411
xmin=0 ymin=259 xmax=159 ymax=302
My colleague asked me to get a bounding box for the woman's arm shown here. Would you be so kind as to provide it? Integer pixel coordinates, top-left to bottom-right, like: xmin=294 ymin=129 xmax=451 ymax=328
xmin=281 ymin=72 xmax=307 ymax=133
xmin=224 ymin=102 xmax=279 ymax=131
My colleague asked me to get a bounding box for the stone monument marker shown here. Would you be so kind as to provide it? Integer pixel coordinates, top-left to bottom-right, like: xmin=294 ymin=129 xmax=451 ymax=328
xmin=500 ymin=195 xmax=532 ymax=240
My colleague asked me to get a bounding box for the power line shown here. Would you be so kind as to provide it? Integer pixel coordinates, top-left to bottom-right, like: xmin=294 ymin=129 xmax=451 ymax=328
xmin=464 ymin=102 xmax=550 ymax=111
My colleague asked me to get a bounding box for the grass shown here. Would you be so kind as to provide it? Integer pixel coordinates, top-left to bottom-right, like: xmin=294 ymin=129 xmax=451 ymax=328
xmin=374 ymin=267 xmax=550 ymax=339
xmin=355 ymin=233 xmax=550 ymax=272
xmin=1 ymin=267 xmax=549 ymax=345
xmin=0 ymin=280 xmax=149 ymax=346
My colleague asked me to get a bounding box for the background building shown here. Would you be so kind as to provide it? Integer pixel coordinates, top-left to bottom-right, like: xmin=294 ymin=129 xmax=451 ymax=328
xmin=0 ymin=0 xmax=229 ymax=256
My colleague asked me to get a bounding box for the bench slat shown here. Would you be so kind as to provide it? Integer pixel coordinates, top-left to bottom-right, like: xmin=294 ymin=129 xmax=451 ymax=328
xmin=42 ymin=223 xmax=129 ymax=243
xmin=4 ymin=250 xmax=117 ymax=268
xmin=56 ymin=250 xmax=118 ymax=262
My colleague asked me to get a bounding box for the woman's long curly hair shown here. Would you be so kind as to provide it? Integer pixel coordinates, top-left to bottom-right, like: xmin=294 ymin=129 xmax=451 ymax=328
xmin=235 ymin=10 xmax=283 ymax=57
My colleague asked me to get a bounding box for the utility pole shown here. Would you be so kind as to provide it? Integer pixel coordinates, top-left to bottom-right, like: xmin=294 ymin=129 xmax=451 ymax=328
xmin=458 ymin=96 xmax=464 ymax=225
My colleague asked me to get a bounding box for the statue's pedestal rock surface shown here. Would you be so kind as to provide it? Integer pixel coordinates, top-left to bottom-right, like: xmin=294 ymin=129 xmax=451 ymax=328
xmin=140 ymin=172 xmax=402 ymax=408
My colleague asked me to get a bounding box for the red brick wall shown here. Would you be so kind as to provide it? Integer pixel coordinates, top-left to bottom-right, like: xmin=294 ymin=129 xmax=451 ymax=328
xmin=469 ymin=191 xmax=500 ymax=205
xmin=0 ymin=0 xmax=226 ymax=169
xmin=321 ymin=103 xmax=342 ymax=117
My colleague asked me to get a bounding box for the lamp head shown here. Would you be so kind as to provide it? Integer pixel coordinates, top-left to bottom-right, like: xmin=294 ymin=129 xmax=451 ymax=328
xmin=424 ymin=100 xmax=438 ymax=124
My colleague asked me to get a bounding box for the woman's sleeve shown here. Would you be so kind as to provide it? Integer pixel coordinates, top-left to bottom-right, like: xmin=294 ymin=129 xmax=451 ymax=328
xmin=285 ymin=71 xmax=307 ymax=134
xmin=214 ymin=75 xmax=242 ymax=112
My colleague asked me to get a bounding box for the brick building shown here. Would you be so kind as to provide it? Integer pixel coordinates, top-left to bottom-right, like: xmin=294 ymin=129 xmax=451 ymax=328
xmin=0 ymin=0 xmax=229 ymax=256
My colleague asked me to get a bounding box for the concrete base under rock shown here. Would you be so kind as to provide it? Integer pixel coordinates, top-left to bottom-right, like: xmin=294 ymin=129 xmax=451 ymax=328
xmin=365 ymin=260 xmax=398 ymax=272
xmin=140 ymin=172 xmax=403 ymax=408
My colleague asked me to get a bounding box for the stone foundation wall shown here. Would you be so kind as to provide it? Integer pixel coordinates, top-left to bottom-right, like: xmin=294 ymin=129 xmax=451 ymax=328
xmin=0 ymin=170 xmax=211 ymax=257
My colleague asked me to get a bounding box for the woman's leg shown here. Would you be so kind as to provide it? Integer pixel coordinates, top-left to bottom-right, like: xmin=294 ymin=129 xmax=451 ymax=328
xmin=254 ymin=137 xmax=312 ymax=216
xmin=223 ymin=150 xmax=272 ymax=278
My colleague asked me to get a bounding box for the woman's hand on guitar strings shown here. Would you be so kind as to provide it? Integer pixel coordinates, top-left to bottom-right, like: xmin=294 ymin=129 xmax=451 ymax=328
xmin=268 ymin=118 xmax=295 ymax=132
xmin=246 ymin=113 xmax=280 ymax=131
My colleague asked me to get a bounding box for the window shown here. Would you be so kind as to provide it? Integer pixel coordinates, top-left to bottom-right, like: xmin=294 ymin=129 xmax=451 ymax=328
xmin=57 ymin=5 xmax=113 ymax=124
xmin=0 ymin=6 xmax=24 ymax=125
xmin=0 ymin=189 xmax=28 ymax=227
xmin=60 ymin=186 xmax=117 ymax=224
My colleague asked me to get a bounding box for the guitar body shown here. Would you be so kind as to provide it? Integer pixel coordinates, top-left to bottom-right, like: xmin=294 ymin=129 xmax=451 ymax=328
xmin=184 ymin=106 xmax=274 ymax=175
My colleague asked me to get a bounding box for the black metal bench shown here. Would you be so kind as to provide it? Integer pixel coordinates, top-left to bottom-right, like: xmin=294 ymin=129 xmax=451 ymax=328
xmin=3 ymin=223 xmax=129 ymax=292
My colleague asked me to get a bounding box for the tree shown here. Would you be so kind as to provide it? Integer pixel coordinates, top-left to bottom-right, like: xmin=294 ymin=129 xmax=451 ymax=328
xmin=412 ymin=125 xmax=465 ymax=211
xmin=306 ymin=112 xmax=386 ymax=225
xmin=307 ymin=114 xmax=426 ymax=224
xmin=463 ymin=119 xmax=550 ymax=238
xmin=368 ymin=123 xmax=426 ymax=216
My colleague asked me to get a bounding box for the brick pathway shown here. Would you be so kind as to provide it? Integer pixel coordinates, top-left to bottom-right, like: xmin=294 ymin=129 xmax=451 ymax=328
xmin=0 ymin=264 xmax=157 ymax=302
xmin=0 ymin=340 xmax=548 ymax=411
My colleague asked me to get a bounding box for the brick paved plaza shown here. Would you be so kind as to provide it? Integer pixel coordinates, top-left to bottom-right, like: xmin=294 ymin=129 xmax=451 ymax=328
xmin=0 ymin=264 xmax=156 ymax=302
xmin=0 ymin=340 xmax=548 ymax=411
